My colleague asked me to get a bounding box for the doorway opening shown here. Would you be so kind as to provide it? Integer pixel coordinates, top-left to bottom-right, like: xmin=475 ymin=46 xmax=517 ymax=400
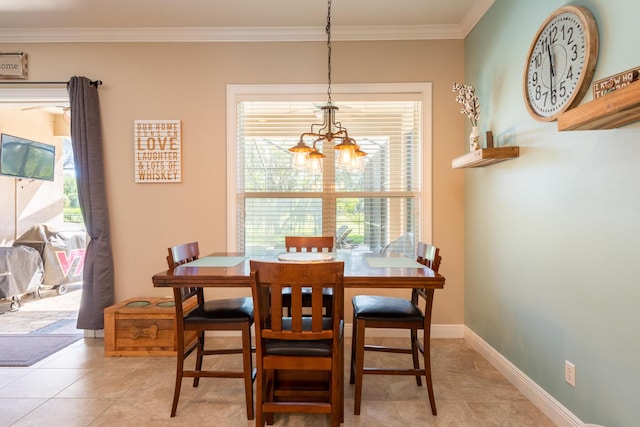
xmin=0 ymin=88 xmax=83 ymax=335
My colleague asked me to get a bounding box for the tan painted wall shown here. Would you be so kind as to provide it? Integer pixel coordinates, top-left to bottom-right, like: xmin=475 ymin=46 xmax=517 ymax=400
xmin=0 ymin=40 xmax=465 ymax=323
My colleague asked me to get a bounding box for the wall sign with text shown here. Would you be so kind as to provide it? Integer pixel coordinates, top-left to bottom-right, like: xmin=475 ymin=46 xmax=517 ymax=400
xmin=0 ymin=52 xmax=27 ymax=79
xmin=134 ymin=120 xmax=182 ymax=183
xmin=592 ymin=66 xmax=640 ymax=99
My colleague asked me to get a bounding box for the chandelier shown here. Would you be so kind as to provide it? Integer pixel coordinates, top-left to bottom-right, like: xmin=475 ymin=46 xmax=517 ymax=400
xmin=289 ymin=0 xmax=366 ymax=173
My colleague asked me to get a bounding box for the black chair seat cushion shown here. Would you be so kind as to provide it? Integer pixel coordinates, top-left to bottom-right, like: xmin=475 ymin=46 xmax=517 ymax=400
xmin=185 ymin=297 xmax=254 ymax=324
xmin=265 ymin=317 xmax=342 ymax=357
xmin=352 ymin=295 xmax=424 ymax=322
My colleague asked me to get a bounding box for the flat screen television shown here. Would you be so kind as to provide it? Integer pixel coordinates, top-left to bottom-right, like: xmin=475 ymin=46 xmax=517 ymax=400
xmin=0 ymin=133 xmax=55 ymax=181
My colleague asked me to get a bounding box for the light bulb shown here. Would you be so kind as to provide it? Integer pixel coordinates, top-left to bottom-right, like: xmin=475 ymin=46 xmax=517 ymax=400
xmin=292 ymin=152 xmax=309 ymax=170
xmin=349 ymin=155 xmax=364 ymax=173
xmin=336 ymin=146 xmax=355 ymax=170
xmin=308 ymin=156 xmax=323 ymax=174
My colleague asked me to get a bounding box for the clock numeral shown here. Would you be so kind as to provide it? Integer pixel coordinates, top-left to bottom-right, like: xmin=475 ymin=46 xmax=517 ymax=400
xmin=542 ymin=38 xmax=551 ymax=55
xmin=550 ymin=88 xmax=557 ymax=105
xmin=532 ymin=71 xmax=538 ymax=86
xmin=550 ymin=26 xmax=558 ymax=44
xmin=559 ymin=81 xmax=567 ymax=98
xmin=562 ymin=25 xmax=574 ymax=44
xmin=571 ymin=44 xmax=578 ymax=61
xmin=567 ymin=65 xmax=574 ymax=80
xmin=534 ymin=52 xmax=542 ymax=69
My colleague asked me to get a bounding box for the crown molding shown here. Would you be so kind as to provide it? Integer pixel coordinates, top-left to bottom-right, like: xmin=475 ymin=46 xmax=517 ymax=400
xmin=0 ymin=23 xmax=472 ymax=43
xmin=336 ymin=24 xmax=464 ymax=41
xmin=459 ymin=0 xmax=495 ymax=36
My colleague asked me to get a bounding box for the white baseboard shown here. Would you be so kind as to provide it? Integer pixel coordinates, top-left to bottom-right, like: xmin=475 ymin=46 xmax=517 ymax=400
xmin=83 ymin=329 xmax=104 ymax=338
xmin=463 ymin=326 xmax=583 ymax=427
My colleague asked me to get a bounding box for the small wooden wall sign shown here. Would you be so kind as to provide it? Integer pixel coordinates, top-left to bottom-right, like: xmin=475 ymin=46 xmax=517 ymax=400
xmin=593 ymin=66 xmax=640 ymax=99
xmin=134 ymin=120 xmax=182 ymax=183
xmin=485 ymin=131 xmax=494 ymax=148
xmin=0 ymin=52 xmax=27 ymax=79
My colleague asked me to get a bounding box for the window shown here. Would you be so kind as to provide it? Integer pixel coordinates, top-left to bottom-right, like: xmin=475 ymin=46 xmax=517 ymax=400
xmin=227 ymin=83 xmax=432 ymax=255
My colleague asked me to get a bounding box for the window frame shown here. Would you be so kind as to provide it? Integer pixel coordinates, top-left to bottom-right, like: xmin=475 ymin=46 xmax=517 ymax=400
xmin=226 ymin=82 xmax=432 ymax=251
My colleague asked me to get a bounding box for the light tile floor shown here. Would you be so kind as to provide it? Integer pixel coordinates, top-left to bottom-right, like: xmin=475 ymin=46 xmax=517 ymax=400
xmin=0 ymin=290 xmax=556 ymax=427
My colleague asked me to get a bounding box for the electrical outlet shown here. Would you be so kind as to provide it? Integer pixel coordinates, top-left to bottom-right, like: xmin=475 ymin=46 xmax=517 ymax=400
xmin=565 ymin=360 xmax=576 ymax=387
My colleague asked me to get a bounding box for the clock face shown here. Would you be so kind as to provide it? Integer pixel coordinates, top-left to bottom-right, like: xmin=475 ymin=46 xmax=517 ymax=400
xmin=524 ymin=6 xmax=598 ymax=121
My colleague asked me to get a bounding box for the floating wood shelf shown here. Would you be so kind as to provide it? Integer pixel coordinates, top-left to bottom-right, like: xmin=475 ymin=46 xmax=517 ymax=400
xmin=557 ymin=81 xmax=640 ymax=131
xmin=451 ymin=147 xmax=519 ymax=169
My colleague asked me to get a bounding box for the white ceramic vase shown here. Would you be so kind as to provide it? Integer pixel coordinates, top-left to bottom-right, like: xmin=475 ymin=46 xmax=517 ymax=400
xmin=469 ymin=126 xmax=480 ymax=151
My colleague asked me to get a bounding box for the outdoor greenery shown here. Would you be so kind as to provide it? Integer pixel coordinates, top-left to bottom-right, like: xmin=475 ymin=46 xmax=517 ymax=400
xmin=337 ymin=198 xmax=364 ymax=243
xmin=63 ymin=173 xmax=83 ymax=223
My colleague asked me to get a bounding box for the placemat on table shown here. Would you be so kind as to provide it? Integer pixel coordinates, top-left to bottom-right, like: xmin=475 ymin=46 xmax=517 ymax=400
xmin=182 ymin=256 xmax=247 ymax=267
xmin=365 ymin=256 xmax=425 ymax=269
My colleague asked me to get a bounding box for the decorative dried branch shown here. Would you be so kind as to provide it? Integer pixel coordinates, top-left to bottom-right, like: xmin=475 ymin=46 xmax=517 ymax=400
xmin=452 ymin=82 xmax=480 ymax=127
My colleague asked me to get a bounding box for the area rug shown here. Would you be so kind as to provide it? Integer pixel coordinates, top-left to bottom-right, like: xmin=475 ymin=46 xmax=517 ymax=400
xmin=0 ymin=334 xmax=83 ymax=367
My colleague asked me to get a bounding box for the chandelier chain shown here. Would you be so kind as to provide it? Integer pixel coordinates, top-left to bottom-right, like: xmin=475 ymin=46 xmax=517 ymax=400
xmin=326 ymin=0 xmax=332 ymax=104
xmin=289 ymin=0 xmax=365 ymax=172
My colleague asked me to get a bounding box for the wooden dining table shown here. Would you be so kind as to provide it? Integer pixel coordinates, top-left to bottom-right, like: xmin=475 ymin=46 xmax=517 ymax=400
xmin=151 ymin=250 xmax=445 ymax=290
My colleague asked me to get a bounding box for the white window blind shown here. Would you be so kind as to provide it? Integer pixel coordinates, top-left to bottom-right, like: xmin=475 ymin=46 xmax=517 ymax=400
xmin=228 ymin=84 xmax=430 ymax=256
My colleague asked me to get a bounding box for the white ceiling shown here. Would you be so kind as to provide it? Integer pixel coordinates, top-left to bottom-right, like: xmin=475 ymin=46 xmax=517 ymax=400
xmin=0 ymin=0 xmax=495 ymax=42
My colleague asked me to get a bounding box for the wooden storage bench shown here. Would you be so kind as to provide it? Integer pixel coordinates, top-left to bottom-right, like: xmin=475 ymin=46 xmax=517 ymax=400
xmin=104 ymin=297 xmax=196 ymax=356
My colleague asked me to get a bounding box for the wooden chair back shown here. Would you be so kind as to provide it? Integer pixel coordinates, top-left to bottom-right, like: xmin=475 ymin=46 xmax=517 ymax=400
xmin=166 ymin=241 xmax=203 ymax=314
xmin=416 ymin=242 xmax=441 ymax=273
xmin=285 ymin=236 xmax=334 ymax=253
xmin=167 ymin=241 xmax=199 ymax=268
xmin=250 ymin=260 xmax=344 ymax=341
xmin=413 ymin=241 xmax=442 ymax=309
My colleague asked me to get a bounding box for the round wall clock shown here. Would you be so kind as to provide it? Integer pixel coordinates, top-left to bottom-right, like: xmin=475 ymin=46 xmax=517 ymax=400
xmin=523 ymin=5 xmax=599 ymax=122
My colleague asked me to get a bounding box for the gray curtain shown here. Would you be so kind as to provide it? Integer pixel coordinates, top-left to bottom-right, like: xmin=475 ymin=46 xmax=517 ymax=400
xmin=68 ymin=76 xmax=114 ymax=330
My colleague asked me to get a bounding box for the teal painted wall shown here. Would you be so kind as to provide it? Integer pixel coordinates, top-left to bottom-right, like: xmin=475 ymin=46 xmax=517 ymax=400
xmin=464 ymin=1 xmax=640 ymax=426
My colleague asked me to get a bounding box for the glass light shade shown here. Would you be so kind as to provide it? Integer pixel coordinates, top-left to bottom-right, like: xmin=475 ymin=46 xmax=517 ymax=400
xmin=336 ymin=145 xmax=356 ymax=170
xmin=307 ymin=147 xmax=325 ymax=174
xmin=292 ymin=152 xmax=309 ymax=170
xmin=349 ymin=150 xmax=366 ymax=173
xmin=308 ymin=156 xmax=323 ymax=174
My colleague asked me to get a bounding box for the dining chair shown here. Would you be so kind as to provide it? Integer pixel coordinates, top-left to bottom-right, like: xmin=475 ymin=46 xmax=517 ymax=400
xmin=250 ymin=260 xmax=345 ymax=427
xmin=282 ymin=236 xmax=335 ymax=316
xmin=349 ymin=242 xmax=442 ymax=416
xmin=167 ymin=241 xmax=255 ymax=419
